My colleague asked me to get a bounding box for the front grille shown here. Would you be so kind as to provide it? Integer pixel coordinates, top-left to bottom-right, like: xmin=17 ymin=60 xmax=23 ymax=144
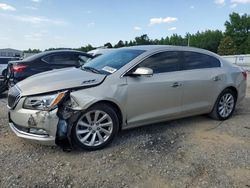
xmin=8 ymin=85 xmax=21 ymax=109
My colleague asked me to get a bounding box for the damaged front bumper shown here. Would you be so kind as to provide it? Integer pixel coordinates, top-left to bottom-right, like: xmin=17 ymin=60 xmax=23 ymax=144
xmin=9 ymin=95 xmax=81 ymax=150
xmin=9 ymin=98 xmax=59 ymax=146
xmin=9 ymin=122 xmax=56 ymax=145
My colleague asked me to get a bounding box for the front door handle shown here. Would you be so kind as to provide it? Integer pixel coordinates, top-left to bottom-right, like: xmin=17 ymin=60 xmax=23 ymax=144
xmin=213 ymin=76 xmax=221 ymax=81
xmin=171 ymin=82 xmax=181 ymax=88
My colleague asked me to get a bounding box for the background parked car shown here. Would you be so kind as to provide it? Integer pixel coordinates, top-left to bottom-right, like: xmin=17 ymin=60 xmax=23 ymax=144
xmin=0 ymin=57 xmax=20 ymax=78
xmin=0 ymin=57 xmax=20 ymax=93
xmin=6 ymin=50 xmax=93 ymax=87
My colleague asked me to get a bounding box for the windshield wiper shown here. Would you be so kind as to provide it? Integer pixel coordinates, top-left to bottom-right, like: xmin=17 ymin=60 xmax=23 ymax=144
xmin=82 ymin=66 xmax=101 ymax=74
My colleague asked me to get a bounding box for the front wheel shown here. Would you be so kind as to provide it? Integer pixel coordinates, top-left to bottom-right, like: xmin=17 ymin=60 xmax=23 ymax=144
xmin=72 ymin=103 xmax=119 ymax=150
xmin=209 ymin=89 xmax=236 ymax=120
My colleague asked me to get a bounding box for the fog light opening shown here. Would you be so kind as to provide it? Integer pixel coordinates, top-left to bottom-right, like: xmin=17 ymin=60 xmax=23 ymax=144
xmin=29 ymin=128 xmax=48 ymax=135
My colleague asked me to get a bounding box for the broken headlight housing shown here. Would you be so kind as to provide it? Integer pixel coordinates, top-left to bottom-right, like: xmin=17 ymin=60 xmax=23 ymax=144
xmin=23 ymin=91 xmax=67 ymax=111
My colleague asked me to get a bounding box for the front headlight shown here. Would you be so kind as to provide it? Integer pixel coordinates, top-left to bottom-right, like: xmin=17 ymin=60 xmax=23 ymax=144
xmin=23 ymin=91 xmax=67 ymax=111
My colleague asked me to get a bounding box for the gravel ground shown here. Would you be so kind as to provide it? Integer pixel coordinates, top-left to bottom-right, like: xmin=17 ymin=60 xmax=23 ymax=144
xmin=0 ymin=78 xmax=250 ymax=188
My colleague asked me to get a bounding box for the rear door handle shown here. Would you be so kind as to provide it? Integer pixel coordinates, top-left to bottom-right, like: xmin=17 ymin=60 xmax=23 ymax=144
xmin=171 ymin=82 xmax=181 ymax=88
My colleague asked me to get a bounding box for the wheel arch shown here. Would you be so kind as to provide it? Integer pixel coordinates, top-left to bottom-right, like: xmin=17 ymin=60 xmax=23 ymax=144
xmin=88 ymin=100 xmax=124 ymax=130
xmin=222 ymin=85 xmax=238 ymax=102
xmin=210 ymin=85 xmax=238 ymax=113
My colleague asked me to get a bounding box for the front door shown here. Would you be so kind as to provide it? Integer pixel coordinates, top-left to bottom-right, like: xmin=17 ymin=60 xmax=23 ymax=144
xmin=125 ymin=51 xmax=183 ymax=127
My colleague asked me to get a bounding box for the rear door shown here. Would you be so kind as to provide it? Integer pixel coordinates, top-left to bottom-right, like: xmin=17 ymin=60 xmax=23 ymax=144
xmin=180 ymin=51 xmax=224 ymax=115
xmin=125 ymin=51 xmax=183 ymax=127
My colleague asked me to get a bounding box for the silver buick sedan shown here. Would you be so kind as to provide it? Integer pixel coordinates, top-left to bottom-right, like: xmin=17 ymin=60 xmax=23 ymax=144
xmin=8 ymin=45 xmax=247 ymax=150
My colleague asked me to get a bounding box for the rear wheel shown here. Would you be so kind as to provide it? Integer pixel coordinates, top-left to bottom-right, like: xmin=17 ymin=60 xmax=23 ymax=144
xmin=72 ymin=103 xmax=119 ymax=150
xmin=209 ymin=89 xmax=236 ymax=120
xmin=0 ymin=70 xmax=8 ymax=94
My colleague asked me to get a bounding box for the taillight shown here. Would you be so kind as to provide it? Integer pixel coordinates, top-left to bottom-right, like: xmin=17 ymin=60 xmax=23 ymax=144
xmin=242 ymin=71 xmax=247 ymax=80
xmin=11 ymin=65 xmax=28 ymax=73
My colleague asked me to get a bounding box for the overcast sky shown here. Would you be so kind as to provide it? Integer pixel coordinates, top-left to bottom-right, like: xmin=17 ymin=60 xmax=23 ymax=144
xmin=0 ymin=0 xmax=249 ymax=50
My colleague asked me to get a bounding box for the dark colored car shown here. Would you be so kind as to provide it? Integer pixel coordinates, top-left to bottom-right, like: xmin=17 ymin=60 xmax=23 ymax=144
xmin=0 ymin=57 xmax=20 ymax=93
xmin=7 ymin=50 xmax=93 ymax=86
xmin=0 ymin=57 xmax=20 ymax=78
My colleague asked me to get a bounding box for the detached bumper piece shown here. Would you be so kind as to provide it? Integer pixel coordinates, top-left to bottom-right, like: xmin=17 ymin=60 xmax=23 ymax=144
xmin=55 ymin=104 xmax=81 ymax=152
xmin=56 ymin=120 xmax=72 ymax=152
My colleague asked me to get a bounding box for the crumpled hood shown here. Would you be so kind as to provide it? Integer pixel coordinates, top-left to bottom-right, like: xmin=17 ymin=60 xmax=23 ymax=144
xmin=17 ymin=67 xmax=106 ymax=96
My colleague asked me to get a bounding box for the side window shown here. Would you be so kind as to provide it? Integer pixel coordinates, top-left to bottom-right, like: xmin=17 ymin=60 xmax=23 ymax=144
xmin=183 ymin=52 xmax=220 ymax=70
xmin=43 ymin=54 xmax=79 ymax=65
xmin=137 ymin=51 xmax=180 ymax=74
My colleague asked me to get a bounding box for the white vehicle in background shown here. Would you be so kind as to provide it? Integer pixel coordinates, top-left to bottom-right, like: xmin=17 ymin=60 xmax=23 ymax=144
xmin=88 ymin=48 xmax=115 ymax=57
xmin=222 ymin=54 xmax=250 ymax=72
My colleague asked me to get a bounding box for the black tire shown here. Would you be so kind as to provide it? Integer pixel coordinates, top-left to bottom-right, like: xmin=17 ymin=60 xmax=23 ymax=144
xmin=209 ymin=89 xmax=237 ymax=120
xmin=72 ymin=103 xmax=119 ymax=151
xmin=0 ymin=69 xmax=10 ymax=94
xmin=0 ymin=77 xmax=8 ymax=94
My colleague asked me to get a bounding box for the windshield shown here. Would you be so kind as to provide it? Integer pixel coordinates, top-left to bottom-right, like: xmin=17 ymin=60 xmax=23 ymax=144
xmin=82 ymin=49 xmax=145 ymax=75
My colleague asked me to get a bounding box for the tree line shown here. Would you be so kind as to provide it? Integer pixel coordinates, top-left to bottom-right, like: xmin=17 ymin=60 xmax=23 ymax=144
xmin=24 ymin=12 xmax=250 ymax=55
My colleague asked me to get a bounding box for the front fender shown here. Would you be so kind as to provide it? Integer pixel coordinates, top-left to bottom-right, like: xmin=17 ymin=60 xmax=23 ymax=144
xmin=70 ymin=92 xmax=124 ymax=113
xmin=70 ymin=92 xmax=99 ymax=110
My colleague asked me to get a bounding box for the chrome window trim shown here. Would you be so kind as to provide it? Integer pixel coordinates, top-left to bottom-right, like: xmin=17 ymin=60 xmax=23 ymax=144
xmin=120 ymin=50 xmax=222 ymax=78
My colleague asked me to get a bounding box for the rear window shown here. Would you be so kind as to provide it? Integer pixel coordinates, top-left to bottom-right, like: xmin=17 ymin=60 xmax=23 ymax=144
xmin=182 ymin=51 xmax=221 ymax=70
xmin=22 ymin=53 xmax=44 ymax=61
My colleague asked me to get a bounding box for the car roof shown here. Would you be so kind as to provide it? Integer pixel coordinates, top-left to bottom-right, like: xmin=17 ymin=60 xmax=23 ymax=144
xmin=41 ymin=49 xmax=87 ymax=55
xmin=23 ymin=50 xmax=91 ymax=61
xmin=121 ymin=45 xmax=219 ymax=57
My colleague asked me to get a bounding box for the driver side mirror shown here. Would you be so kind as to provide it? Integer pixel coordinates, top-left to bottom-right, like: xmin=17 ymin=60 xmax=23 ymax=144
xmin=131 ymin=67 xmax=153 ymax=76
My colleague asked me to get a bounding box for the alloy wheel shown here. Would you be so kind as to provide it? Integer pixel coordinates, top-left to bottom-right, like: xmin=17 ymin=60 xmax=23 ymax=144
xmin=218 ymin=93 xmax=235 ymax=118
xmin=75 ymin=110 xmax=113 ymax=147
